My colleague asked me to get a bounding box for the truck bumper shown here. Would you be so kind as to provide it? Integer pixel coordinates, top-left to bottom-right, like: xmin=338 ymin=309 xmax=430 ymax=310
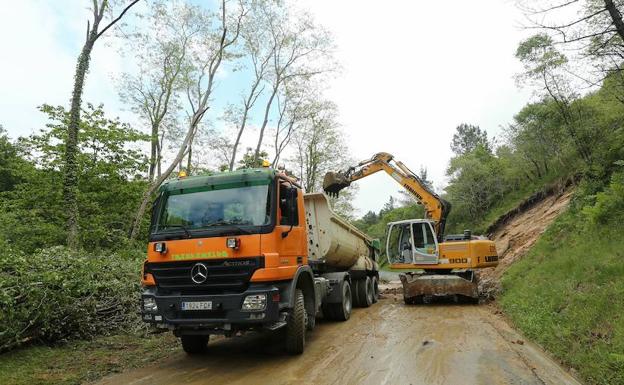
xmin=140 ymin=284 xmax=282 ymax=330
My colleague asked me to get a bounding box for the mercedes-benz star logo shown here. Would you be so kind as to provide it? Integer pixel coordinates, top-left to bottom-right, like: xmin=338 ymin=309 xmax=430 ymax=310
xmin=190 ymin=263 xmax=208 ymax=284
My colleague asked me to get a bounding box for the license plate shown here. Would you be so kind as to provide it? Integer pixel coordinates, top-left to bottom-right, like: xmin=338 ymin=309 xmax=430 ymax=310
xmin=181 ymin=301 xmax=212 ymax=311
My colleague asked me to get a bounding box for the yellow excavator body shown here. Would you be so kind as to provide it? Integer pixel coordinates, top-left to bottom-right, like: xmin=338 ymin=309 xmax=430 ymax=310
xmin=323 ymin=152 xmax=499 ymax=302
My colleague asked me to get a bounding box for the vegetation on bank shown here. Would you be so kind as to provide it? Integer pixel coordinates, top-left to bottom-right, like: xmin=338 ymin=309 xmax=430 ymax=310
xmin=0 ymin=246 xmax=143 ymax=353
xmin=0 ymin=332 xmax=178 ymax=385
xmin=500 ymin=170 xmax=624 ymax=385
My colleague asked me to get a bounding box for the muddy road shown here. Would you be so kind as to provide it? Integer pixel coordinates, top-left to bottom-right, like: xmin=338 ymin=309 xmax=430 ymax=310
xmin=97 ymin=291 xmax=580 ymax=385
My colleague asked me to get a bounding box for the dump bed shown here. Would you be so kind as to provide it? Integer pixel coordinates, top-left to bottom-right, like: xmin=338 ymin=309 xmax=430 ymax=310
xmin=303 ymin=193 xmax=375 ymax=270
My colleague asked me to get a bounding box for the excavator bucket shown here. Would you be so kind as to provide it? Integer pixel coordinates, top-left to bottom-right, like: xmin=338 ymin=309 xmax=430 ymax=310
xmin=399 ymin=272 xmax=479 ymax=303
xmin=323 ymin=171 xmax=351 ymax=197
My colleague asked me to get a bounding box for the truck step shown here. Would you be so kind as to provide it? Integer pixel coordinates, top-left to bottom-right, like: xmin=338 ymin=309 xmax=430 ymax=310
xmin=264 ymin=321 xmax=287 ymax=331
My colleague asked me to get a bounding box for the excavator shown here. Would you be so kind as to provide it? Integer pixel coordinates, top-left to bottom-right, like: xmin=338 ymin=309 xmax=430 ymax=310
xmin=323 ymin=152 xmax=498 ymax=303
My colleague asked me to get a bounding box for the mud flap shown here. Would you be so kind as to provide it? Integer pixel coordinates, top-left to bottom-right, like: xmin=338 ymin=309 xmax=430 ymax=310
xmin=399 ymin=272 xmax=478 ymax=300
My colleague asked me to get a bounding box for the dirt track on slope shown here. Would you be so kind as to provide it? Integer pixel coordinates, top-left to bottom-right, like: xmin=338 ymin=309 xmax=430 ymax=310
xmin=479 ymin=186 xmax=574 ymax=298
xmin=95 ymin=292 xmax=581 ymax=385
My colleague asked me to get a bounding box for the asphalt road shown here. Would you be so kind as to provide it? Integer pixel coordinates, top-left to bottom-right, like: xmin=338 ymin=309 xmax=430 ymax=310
xmin=96 ymin=293 xmax=581 ymax=385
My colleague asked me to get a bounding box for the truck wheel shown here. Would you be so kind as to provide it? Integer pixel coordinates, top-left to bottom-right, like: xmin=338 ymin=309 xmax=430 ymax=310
xmin=286 ymin=289 xmax=306 ymax=355
xmin=181 ymin=335 xmax=209 ymax=354
xmin=356 ymin=277 xmax=373 ymax=308
xmin=370 ymin=276 xmax=379 ymax=303
xmin=325 ymin=279 xmax=352 ymax=321
xmin=351 ymin=279 xmax=361 ymax=307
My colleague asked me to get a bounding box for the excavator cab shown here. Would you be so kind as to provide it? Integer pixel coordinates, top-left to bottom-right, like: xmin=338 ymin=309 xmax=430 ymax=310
xmin=386 ymin=220 xmax=439 ymax=265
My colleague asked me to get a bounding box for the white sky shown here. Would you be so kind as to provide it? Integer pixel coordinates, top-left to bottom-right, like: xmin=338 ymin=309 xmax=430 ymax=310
xmin=0 ymin=0 xmax=533 ymax=217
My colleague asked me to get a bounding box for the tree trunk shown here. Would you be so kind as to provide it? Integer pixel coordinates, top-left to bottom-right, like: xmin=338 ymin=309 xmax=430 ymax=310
xmin=254 ymin=85 xmax=279 ymax=161
xmin=64 ymin=34 xmax=97 ymax=250
xmin=186 ymin=143 xmax=192 ymax=174
xmin=604 ymin=0 xmax=624 ymax=42
xmin=129 ymin=117 xmax=199 ymax=240
xmin=229 ymin=108 xmax=249 ymax=171
xmin=148 ymin=123 xmax=158 ymax=181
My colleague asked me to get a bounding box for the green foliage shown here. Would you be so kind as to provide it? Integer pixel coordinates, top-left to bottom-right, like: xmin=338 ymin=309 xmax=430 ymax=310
xmin=443 ymin=72 xmax=624 ymax=234
xmin=0 ymin=246 xmax=144 ymax=353
xmin=582 ymin=168 xmax=624 ymax=225
xmin=0 ymin=105 xmax=149 ymax=252
xmin=0 ymin=332 xmax=178 ymax=385
xmin=450 ymin=123 xmax=490 ymax=155
xmin=0 ymin=126 xmax=28 ymax=193
xmin=237 ymin=147 xmax=269 ymax=169
xmin=500 ymin=179 xmax=624 ymax=385
xmin=516 ymin=34 xmax=567 ymax=76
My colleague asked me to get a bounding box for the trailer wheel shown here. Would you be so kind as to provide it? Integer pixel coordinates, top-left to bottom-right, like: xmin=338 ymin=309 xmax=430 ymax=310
xmin=323 ymin=280 xmax=352 ymax=321
xmin=370 ymin=276 xmax=379 ymax=303
xmin=355 ymin=277 xmax=373 ymax=308
xmin=181 ymin=335 xmax=209 ymax=354
xmin=286 ymin=289 xmax=306 ymax=354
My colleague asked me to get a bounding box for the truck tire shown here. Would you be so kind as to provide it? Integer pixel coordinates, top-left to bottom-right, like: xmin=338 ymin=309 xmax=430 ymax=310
xmin=181 ymin=335 xmax=209 ymax=354
xmin=323 ymin=280 xmax=352 ymax=321
xmin=370 ymin=275 xmax=379 ymax=303
xmin=355 ymin=277 xmax=373 ymax=308
xmin=286 ymin=289 xmax=306 ymax=355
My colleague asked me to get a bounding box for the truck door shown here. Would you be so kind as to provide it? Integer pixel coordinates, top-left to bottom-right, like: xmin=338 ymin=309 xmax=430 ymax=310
xmin=277 ymin=181 xmax=305 ymax=263
xmin=410 ymin=222 xmax=439 ymax=264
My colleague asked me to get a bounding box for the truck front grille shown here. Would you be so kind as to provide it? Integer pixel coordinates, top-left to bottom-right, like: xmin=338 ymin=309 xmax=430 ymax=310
xmin=145 ymin=257 xmax=264 ymax=294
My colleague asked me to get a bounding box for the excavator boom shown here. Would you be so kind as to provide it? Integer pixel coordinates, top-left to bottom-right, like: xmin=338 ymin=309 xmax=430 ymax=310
xmin=323 ymin=152 xmax=451 ymax=240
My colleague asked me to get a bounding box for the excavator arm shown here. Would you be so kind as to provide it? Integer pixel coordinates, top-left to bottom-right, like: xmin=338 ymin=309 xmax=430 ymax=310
xmin=323 ymin=152 xmax=451 ymax=240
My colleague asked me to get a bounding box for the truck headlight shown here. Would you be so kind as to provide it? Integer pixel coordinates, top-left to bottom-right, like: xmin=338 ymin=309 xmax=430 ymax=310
xmin=143 ymin=297 xmax=158 ymax=313
xmin=242 ymin=294 xmax=266 ymax=311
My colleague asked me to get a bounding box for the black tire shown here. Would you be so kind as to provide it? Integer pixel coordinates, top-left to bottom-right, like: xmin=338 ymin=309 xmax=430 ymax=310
xmin=356 ymin=277 xmax=373 ymax=308
xmin=370 ymin=275 xmax=379 ymax=303
xmin=324 ymin=279 xmax=352 ymax=321
xmin=181 ymin=335 xmax=209 ymax=354
xmin=286 ymin=289 xmax=306 ymax=354
xmin=351 ymin=279 xmax=362 ymax=307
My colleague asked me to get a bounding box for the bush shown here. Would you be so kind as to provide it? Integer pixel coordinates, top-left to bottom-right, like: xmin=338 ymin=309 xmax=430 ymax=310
xmin=0 ymin=247 xmax=143 ymax=352
xmin=582 ymin=169 xmax=624 ymax=225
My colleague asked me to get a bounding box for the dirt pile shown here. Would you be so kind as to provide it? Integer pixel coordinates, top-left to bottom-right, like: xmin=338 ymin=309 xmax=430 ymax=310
xmin=479 ymin=185 xmax=575 ymax=300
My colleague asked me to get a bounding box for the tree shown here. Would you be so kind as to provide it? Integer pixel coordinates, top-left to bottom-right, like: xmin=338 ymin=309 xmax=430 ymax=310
xmin=119 ymin=1 xmax=197 ymax=182
xmin=129 ymin=0 xmax=247 ymax=239
xmin=0 ymin=125 xmax=28 ymax=193
xmin=238 ymin=147 xmax=268 ymax=169
xmin=516 ymin=34 xmax=594 ymax=164
xmin=252 ymin=4 xmax=335 ymax=162
xmin=517 ymin=1 xmax=624 ymax=98
xmin=290 ymin=100 xmax=344 ymax=192
xmin=379 ymin=196 xmax=396 ymax=217
xmin=450 ymin=124 xmax=491 ymax=155
xmin=2 ymin=104 xmax=148 ymax=252
xmin=225 ymin=0 xmax=275 ymax=171
xmin=64 ymin=0 xmax=141 ymax=249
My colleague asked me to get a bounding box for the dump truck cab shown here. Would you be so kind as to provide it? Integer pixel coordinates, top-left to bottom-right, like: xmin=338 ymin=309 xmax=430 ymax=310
xmin=140 ymin=168 xmax=379 ymax=354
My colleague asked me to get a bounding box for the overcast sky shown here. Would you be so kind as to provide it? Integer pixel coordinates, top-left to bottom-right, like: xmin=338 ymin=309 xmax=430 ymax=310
xmin=0 ymin=0 xmax=533 ymax=216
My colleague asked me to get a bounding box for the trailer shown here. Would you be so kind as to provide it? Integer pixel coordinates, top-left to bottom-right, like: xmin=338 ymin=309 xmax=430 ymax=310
xmin=140 ymin=168 xmax=379 ymax=354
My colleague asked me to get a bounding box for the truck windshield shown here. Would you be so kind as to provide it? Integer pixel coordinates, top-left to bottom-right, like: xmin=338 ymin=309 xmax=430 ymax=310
xmin=157 ymin=184 xmax=271 ymax=231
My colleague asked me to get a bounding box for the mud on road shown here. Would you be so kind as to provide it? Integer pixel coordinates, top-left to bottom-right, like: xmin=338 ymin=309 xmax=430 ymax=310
xmin=96 ymin=292 xmax=580 ymax=385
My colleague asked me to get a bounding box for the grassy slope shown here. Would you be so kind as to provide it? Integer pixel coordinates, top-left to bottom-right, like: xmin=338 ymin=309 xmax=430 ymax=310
xmin=0 ymin=332 xmax=178 ymax=385
xmin=499 ymin=209 xmax=624 ymax=385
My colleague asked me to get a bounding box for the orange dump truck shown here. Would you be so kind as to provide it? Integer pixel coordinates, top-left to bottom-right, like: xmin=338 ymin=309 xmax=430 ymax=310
xmin=140 ymin=168 xmax=379 ymax=354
